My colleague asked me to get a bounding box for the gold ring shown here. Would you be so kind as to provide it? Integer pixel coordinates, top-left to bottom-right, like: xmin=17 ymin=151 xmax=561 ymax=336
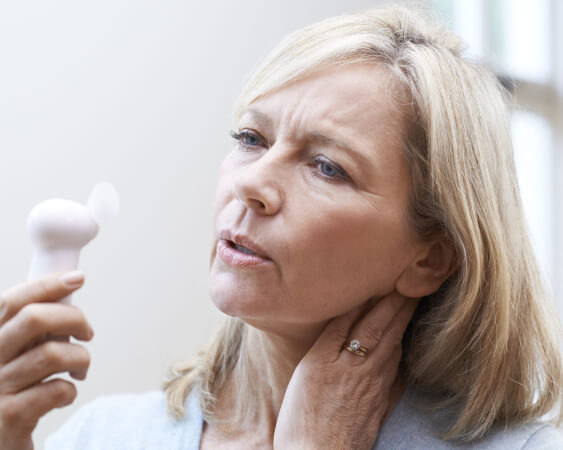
xmin=342 ymin=339 xmax=369 ymax=357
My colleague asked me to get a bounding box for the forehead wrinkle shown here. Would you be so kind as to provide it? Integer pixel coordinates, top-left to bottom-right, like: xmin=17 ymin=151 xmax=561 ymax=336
xmin=305 ymin=85 xmax=389 ymax=140
xmin=280 ymin=90 xmax=310 ymax=141
xmin=242 ymin=69 xmax=406 ymax=178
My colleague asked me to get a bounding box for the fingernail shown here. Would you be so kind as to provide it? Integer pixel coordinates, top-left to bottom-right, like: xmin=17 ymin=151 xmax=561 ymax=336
xmin=60 ymin=271 xmax=85 ymax=288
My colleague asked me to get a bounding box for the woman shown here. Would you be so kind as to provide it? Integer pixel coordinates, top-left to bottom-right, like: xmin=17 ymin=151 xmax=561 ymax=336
xmin=1 ymin=6 xmax=562 ymax=449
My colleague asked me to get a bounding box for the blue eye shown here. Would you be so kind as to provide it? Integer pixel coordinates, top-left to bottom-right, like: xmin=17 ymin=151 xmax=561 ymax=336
xmin=319 ymin=161 xmax=339 ymax=177
xmin=230 ymin=129 xmax=266 ymax=149
xmin=241 ymin=133 xmax=259 ymax=146
xmin=314 ymin=156 xmax=347 ymax=180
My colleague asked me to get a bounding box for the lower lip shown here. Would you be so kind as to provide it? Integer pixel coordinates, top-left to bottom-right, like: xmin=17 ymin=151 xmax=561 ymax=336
xmin=216 ymin=239 xmax=271 ymax=267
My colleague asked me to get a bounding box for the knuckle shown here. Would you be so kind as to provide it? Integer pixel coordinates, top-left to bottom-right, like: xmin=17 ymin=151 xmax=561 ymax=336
xmin=18 ymin=304 xmax=44 ymax=330
xmin=36 ymin=341 xmax=63 ymax=370
xmin=50 ymin=380 xmax=77 ymax=405
xmin=331 ymin=327 xmax=348 ymax=343
xmin=0 ymin=372 xmax=18 ymax=395
xmin=328 ymin=327 xmax=348 ymax=345
xmin=36 ymin=276 xmax=55 ymax=296
xmin=27 ymin=275 xmax=60 ymax=301
xmin=364 ymin=326 xmax=383 ymax=345
xmin=0 ymin=397 xmax=23 ymax=426
xmin=344 ymin=352 xmax=366 ymax=367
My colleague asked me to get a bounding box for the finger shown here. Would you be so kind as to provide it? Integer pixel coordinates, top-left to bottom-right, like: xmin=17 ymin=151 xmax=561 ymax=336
xmin=0 ymin=302 xmax=94 ymax=364
xmin=366 ymin=351 xmax=403 ymax=432
xmin=339 ymin=291 xmax=407 ymax=366
xmin=379 ymin=347 xmax=402 ymax=393
xmin=0 ymin=271 xmax=85 ymax=327
xmin=0 ymin=378 xmax=77 ymax=434
xmin=0 ymin=341 xmax=90 ymax=394
xmin=380 ymin=360 xmax=404 ymax=422
xmin=308 ymin=302 xmax=368 ymax=360
xmin=366 ymin=298 xmax=418 ymax=370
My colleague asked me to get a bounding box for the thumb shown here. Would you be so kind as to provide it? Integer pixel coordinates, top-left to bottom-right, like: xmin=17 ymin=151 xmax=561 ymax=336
xmin=0 ymin=271 xmax=85 ymax=326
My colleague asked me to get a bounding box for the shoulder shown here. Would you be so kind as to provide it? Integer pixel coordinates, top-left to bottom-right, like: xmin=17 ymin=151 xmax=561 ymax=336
xmin=374 ymin=386 xmax=563 ymax=449
xmin=472 ymin=422 xmax=563 ymax=449
xmin=520 ymin=424 xmax=563 ymax=448
xmin=45 ymin=390 xmax=203 ymax=450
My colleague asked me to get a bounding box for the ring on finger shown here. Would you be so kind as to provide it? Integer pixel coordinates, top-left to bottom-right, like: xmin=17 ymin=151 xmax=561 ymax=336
xmin=342 ymin=339 xmax=369 ymax=357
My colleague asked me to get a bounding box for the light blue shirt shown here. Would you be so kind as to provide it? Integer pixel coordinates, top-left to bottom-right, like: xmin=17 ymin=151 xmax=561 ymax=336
xmin=45 ymin=386 xmax=563 ymax=449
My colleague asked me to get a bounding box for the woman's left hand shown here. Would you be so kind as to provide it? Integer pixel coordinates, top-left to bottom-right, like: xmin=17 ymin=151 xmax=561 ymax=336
xmin=273 ymin=292 xmax=418 ymax=450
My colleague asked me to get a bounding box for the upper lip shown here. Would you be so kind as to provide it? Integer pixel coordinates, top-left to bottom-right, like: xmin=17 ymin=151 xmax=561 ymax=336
xmin=219 ymin=229 xmax=271 ymax=260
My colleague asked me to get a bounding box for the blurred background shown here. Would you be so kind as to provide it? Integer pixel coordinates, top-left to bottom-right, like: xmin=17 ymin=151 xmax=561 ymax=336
xmin=0 ymin=0 xmax=561 ymax=447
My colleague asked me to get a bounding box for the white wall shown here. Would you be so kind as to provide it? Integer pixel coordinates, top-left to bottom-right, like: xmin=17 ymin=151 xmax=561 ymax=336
xmin=0 ymin=1 xmax=390 ymax=447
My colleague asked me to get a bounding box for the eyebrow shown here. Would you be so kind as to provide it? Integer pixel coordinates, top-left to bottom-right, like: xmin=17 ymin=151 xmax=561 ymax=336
xmin=308 ymin=132 xmax=372 ymax=169
xmin=243 ymin=108 xmax=273 ymax=133
xmin=243 ymin=108 xmax=374 ymax=172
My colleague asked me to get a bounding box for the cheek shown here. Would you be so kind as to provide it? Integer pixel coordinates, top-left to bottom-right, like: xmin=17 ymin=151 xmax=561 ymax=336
xmin=281 ymin=205 xmax=415 ymax=318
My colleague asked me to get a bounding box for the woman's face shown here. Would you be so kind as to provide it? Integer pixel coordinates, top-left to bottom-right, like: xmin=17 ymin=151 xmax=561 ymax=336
xmin=209 ymin=63 xmax=421 ymax=333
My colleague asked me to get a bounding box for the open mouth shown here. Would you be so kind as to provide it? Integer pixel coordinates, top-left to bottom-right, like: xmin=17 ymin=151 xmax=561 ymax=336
xmin=216 ymin=230 xmax=271 ymax=266
xmin=227 ymin=240 xmax=258 ymax=256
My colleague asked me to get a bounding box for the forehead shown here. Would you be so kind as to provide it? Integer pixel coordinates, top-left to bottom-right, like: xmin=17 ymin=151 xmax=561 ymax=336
xmin=240 ymin=63 xmax=406 ymax=150
xmin=239 ymin=63 xmax=410 ymax=194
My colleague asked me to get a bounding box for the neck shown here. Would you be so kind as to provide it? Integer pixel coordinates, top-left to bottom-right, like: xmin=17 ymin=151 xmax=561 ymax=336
xmin=205 ymin=318 xmax=406 ymax=446
xmin=211 ymin=319 xmax=327 ymax=440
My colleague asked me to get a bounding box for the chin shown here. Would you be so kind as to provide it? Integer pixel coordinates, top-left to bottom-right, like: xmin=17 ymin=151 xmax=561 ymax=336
xmin=209 ymin=282 xmax=263 ymax=319
xmin=209 ymin=292 xmax=243 ymax=317
xmin=208 ymin=263 xmax=276 ymax=318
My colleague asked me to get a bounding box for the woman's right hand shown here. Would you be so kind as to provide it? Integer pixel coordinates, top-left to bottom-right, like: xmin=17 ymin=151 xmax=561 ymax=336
xmin=0 ymin=271 xmax=94 ymax=450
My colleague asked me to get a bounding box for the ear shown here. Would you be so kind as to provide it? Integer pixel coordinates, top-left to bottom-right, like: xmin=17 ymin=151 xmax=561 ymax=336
xmin=395 ymin=239 xmax=457 ymax=298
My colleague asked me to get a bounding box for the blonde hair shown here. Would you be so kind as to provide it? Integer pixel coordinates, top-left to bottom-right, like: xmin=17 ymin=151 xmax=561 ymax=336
xmin=165 ymin=5 xmax=563 ymax=441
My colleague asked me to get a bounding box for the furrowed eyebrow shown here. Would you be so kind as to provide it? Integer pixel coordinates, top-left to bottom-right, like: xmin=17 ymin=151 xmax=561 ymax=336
xmin=241 ymin=108 xmax=273 ymax=133
xmin=309 ymin=132 xmax=372 ymax=169
xmin=241 ymin=108 xmax=374 ymax=176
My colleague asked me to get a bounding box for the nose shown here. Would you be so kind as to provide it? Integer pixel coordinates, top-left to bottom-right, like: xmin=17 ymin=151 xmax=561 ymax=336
xmin=232 ymin=154 xmax=283 ymax=216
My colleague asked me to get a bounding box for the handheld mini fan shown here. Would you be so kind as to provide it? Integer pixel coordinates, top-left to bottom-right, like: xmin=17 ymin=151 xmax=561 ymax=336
xmin=27 ymin=182 xmax=120 ymax=303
